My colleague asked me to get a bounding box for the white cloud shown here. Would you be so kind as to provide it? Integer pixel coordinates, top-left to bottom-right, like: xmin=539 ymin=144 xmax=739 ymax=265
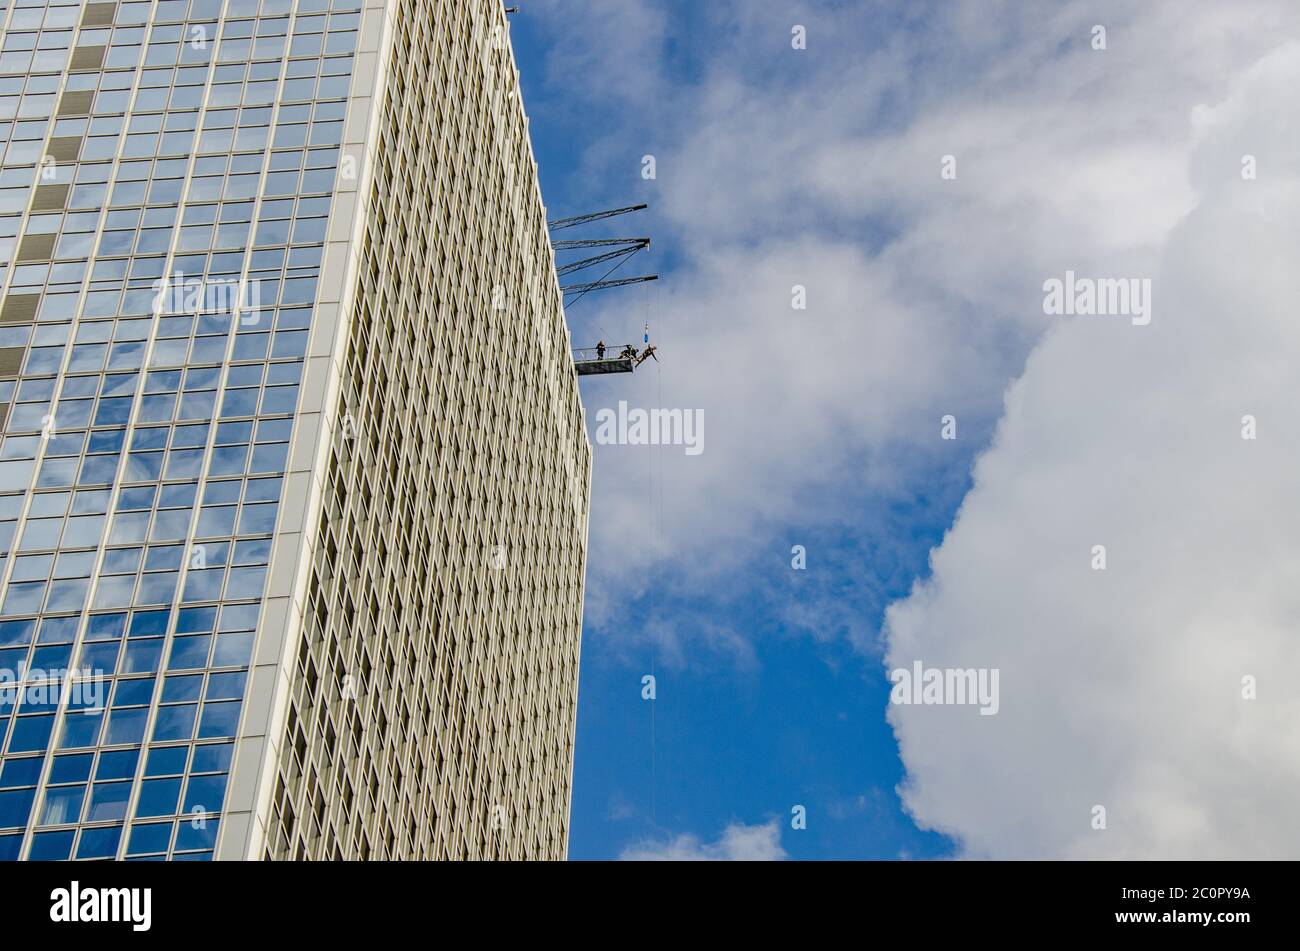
xmin=528 ymin=0 xmax=1300 ymax=855
xmin=532 ymin=1 xmax=1299 ymax=650
xmin=884 ymin=40 xmax=1300 ymax=858
xmin=619 ymin=819 xmax=788 ymax=861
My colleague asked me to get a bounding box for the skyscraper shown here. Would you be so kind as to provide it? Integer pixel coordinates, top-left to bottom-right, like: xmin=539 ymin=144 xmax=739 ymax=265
xmin=0 ymin=0 xmax=591 ymax=861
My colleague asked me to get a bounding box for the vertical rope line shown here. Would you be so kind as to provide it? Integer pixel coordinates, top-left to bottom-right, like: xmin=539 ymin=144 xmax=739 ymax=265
xmin=642 ymin=278 xmax=658 ymax=826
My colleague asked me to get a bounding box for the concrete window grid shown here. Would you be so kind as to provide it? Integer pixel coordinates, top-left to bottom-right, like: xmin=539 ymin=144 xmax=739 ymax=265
xmin=259 ymin=0 xmax=586 ymax=861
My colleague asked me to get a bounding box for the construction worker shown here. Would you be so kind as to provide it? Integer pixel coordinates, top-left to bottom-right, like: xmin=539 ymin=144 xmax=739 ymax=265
xmin=635 ymin=344 xmax=659 ymax=367
xmin=596 ymin=340 xmax=606 ymax=360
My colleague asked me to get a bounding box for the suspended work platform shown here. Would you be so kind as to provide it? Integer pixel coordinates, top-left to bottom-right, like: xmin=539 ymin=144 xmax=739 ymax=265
xmin=573 ymin=345 xmax=642 ymax=376
xmin=550 ymin=203 xmax=661 ymax=380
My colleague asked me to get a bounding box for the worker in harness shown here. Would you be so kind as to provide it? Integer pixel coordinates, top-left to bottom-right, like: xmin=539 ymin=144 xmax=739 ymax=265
xmin=596 ymin=340 xmax=606 ymax=359
xmin=635 ymin=344 xmax=658 ymax=367
xmin=619 ymin=344 xmax=638 ymax=360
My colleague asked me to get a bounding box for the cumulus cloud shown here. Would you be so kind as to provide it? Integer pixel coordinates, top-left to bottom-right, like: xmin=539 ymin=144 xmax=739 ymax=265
xmin=884 ymin=39 xmax=1300 ymax=858
xmin=524 ymin=1 xmax=1299 ymax=657
xmin=619 ymin=819 xmax=788 ymax=861
xmin=522 ymin=0 xmax=1300 ymax=858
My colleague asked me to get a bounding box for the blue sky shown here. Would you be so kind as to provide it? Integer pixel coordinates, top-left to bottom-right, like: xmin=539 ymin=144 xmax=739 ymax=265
xmin=508 ymin=1 xmax=980 ymax=861
xmin=508 ymin=0 xmax=1300 ymax=860
xmin=561 ymin=503 xmax=967 ymax=860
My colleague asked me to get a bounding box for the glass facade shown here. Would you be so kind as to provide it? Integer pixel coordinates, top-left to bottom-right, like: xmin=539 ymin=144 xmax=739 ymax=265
xmin=0 ymin=0 xmax=358 ymax=861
